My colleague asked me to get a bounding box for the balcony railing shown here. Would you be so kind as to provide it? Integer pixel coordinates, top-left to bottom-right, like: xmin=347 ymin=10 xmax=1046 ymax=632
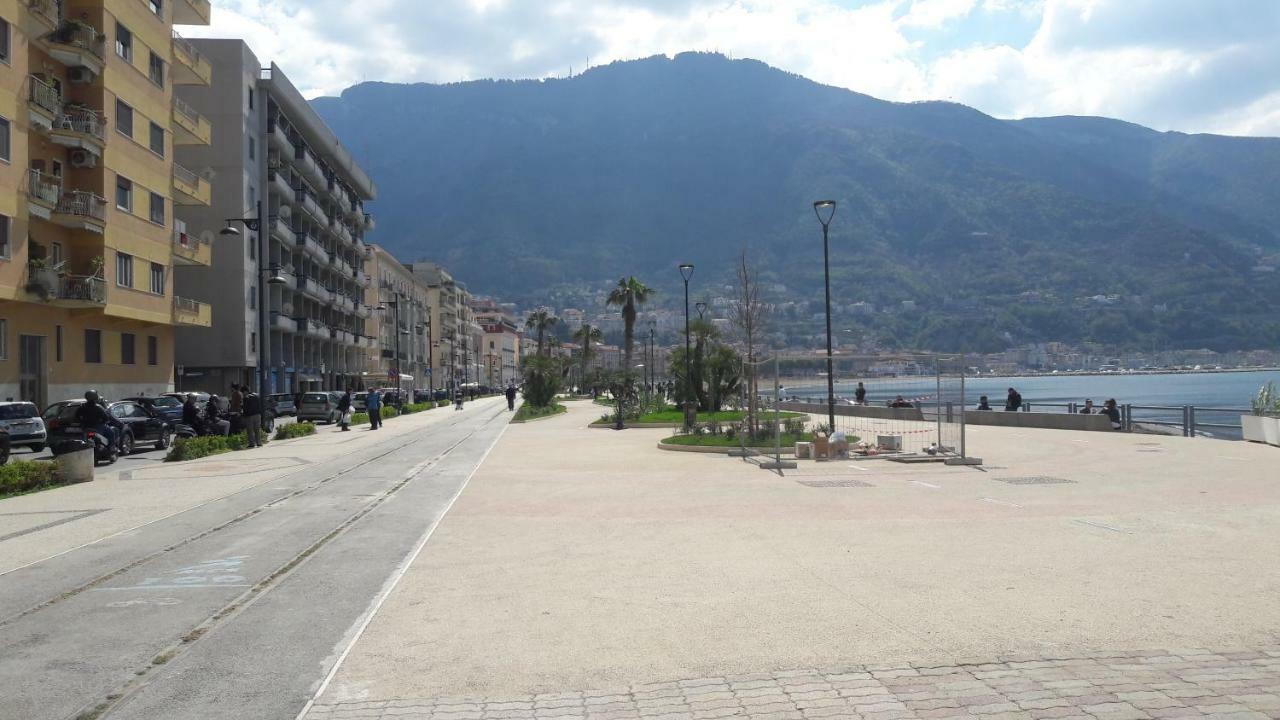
xmin=56 ymin=191 xmax=107 ymax=221
xmin=171 ymin=29 xmax=204 ymax=67
xmin=28 ymin=0 xmax=60 ymax=28
xmin=48 ymin=20 xmax=106 ymax=60
xmin=58 ymin=275 xmax=107 ymax=304
xmin=28 ymin=75 xmax=61 ymax=114
xmin=174 ymin=162 xmax=199 ymax=187
xmin=27 ymin=169 xmax=62 ymax=206
xmin=54 ymin=107 xmax=107 ymax=141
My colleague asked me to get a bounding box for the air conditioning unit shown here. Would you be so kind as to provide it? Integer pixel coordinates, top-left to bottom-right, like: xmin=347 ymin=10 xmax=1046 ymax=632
xmin=70 ymin=149 xmax=97 ymax=168
xmin=68 ymin=67 xmax=95 ymax=84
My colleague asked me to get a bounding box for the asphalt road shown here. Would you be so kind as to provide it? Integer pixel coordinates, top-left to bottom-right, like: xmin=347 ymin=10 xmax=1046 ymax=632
xmin=13 ymin=415 xmax=303 ymax=464
xmin=0 ymin=400 xmax=510 ymax=720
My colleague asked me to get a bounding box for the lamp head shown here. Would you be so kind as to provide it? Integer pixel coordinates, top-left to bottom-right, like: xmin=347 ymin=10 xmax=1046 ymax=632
xmin=813 ymin=200 xmax=837 ymax=226
xmin=267 ymin=272 xmax=289 ymax=286
xmin=678 ymin=263 xmax=694 ymax=282
xmin=219 ymin=223 xmax=241 ymax=237
xmin=695 ymin=302 xmax=708 ymax=318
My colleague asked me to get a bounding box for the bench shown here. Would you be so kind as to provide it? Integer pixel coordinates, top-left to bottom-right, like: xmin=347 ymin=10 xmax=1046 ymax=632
xmin=965 ymin=410 xmax=1115 ymax=432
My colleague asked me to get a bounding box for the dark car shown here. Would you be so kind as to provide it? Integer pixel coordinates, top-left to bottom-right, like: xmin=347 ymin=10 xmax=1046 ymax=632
xmin=123 ymin=395 xmax=184 ymax=423
xmin=44 ymin=400 xmax=175 ymax=454
xmin=0 ymin=427 xmax=9 ymax=465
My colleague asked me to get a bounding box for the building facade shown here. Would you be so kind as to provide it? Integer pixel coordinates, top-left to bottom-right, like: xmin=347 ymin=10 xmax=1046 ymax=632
xmin=172 ymin=40 xmax=376 ymax=394
xmin=470 ymin=296 xmax=519 ymax=387
xmin=0 ymin=0 xmax=215 ymax=406
xmin=409 ymin=262 xmax=464 ymax=392
xmin=363 ymin=244 xmax=430 ymax=393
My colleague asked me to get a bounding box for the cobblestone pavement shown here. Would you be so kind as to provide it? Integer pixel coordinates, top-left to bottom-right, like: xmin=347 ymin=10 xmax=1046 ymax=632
xmin=305 ymin=645 xmax=1280 ymax=720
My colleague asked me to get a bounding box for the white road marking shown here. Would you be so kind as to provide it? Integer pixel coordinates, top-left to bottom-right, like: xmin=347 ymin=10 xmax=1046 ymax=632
xmin=910 ymin=480 xmax=940 ymax=488
xmin=1073 ymin=519 xmax=1131 ymax=534
xmin=980 ymin=497 xmax=1022 ymax=508
xmin=99 ymin=584 xmax=252 ymax=590
xmin=847 ymin=465 xmax=869 ymax=472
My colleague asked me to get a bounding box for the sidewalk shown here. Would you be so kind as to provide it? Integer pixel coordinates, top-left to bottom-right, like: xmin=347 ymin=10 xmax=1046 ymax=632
xmin=307 ymin=400 xmax=1280 ymax=718
xmin=0 ymin=401 xmax=499 ymax=575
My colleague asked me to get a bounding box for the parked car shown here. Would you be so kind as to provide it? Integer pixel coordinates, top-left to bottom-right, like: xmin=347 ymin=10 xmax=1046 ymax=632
xmin=352 ymin=392 xmax=369 ymax=412
xmin=268 ymin=393 xmax=297 ymax=416
xmin=0 ymin=401 xmax=48 ymax=453
xmin=123 ymin=395 xmax=184 ymax=423
xmin=0 ymin=427 xmax=9 ymax=465
xmin=163 ymin=392 xmax=230 ymax=413
xmin=297 ymin=392 xmax=342 ymax=424
xmin=44 ymin=399 xmax=175 ymax=454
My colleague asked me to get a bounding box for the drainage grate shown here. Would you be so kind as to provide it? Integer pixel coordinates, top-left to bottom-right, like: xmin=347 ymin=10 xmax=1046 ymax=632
xmin=798 ymin=479 xmax=873 ymax=488
xmin=993 ymin=476 xmax=1075 ymax=485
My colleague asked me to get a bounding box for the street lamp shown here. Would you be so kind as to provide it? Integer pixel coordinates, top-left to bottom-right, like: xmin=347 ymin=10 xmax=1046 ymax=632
xmin=678 ymin=263 xmax=694 ymax=426
xmin=220 ymin=208 xmax=287 ymax=403
xmin=695 ymin=301 xmax=708 ymax=321
xmin=648 ymin=319 xmax=657 ymax=398
xmin=813 ymin=199 xmax=838 ymax=432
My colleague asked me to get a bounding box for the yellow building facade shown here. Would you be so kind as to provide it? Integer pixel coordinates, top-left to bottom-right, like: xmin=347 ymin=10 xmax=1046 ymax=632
xmin=0 ymin=0 xmax=212 ymax=406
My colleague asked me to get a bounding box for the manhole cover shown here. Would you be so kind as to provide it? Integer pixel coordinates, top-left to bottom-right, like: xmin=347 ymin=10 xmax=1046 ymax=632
xmin=993 ymin=476 xmax=1075 ymax=485
xmin=798 ymin=479 xmax=873 ymax=488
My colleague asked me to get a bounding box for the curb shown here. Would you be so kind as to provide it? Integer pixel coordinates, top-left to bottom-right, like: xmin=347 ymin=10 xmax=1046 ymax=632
xmin=656 ymin=441 xmax=797 ymax=455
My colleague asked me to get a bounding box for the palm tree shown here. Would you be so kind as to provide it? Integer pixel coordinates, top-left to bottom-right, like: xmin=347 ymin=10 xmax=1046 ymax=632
xmin=605 ymin=276 xmax=654 ymax=373
xmin=573 ymin=323 xmax=603 ymax=388
xmin=525 ymin=309 xmax=558 ymax=357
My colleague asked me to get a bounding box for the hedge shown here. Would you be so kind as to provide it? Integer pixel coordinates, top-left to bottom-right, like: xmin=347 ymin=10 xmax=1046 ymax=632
xmin=165 ymin=435 xmax=236 ymax=462
xmin=0 ymin=460 xmax=62 ymax=498
xmin=274 ymin=422 xmax=316 ymax=440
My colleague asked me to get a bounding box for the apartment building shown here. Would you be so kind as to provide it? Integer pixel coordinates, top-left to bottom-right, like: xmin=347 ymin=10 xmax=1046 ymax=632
xmin=172 ymin=40 xmax=375 ymax=394
xmin=363 ymin=244 xmax=431 ymax=393
xmin=0 ymin=0 xmax=215 ymax=406
xmin=409 ymin=262 xmax=462 ymax=391
xmin=470 ymin=296 xmax=519 ymax=387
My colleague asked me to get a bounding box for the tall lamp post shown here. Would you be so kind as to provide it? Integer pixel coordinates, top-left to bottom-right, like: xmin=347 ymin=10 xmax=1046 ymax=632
xmin=696 ymin=301 xmax=708 ymax=321
xmin=813 ymin=200 xmax=838 ymax=432
xmin=648 ymin=320 xmax=656 ymax=397
xmin=378 ymin=295 xmax=412 ymax=399
xmin=678 ymin=263 xmax=695 ymax=426
xmin=219 ymin=206 xmax=288 ymax=404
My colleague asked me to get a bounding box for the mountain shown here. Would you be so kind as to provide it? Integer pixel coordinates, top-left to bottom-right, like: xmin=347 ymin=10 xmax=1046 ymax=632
xmin=310 ymin=52 xmax=1280 ymax=352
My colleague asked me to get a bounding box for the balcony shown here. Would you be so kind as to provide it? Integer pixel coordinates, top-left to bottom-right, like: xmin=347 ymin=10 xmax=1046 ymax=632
xmin=292 ymin=146 xmax=326 ymax=189
xmin=172 ymin=229 xmax=212 ymax=266
xmin=24 ymin=0 xmax=60 ymax=34
xmin=356 ymin=304 xmax=373 ymax=319
xmin=174 ymin=0 xmax=212 ymax=26
xmin=364 ymin=213 xmax=376 ymax=231
xmin=172 ymin=97 xmax=211 ymax=145
xmin=268 ymin=157 xmax=292 ymax=198
xmin=52 ymin=191 xmax=107 ymax=234
xmin=52 ymin=275 xmax=107 ymax=308
xmin=271 ymin=313 xmax=297 ymax=333
xmin=26 ymin=170 xmax=61 ymax=220
xmin=50 ymin=106 xmax=107 ymax=156
xmin=173 ymin=163 xmax=211 ymax=206
xmin=294 ymin=231 xmax=328 ymax=264
xmin=296 ymin=276 xmax=330 ymax=303
xmin=44 ymin=21 xmax=106 ymax=79
xmin=267 ymin=119 xmax=292 ymax=155
xmin=171 ymin=30 xmax=212 ymax=85
xmin=294 ymin=188 xmax=327 ymax=224
xmin=296 ymin=318 xmax=330 ymax=341
xmin=173 ymin=297 xmax=212 ymax=327
xmin=270 ymin=214 xmax=292 ymax=244
xmin=333 ymin=294 xmax=355 ymax=313
xmin=27 ymin=75 xmax=60 ymax=130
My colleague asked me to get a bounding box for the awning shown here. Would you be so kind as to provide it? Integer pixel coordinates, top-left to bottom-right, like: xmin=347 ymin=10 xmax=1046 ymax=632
xmin=388 ymin=374 xmax=414 ymax=382
xmin=297 ymin=373 xmax=322 ymax=382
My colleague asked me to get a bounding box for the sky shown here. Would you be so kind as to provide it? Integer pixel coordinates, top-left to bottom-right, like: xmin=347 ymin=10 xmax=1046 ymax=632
xmin=187 ymin=0 xmax=1280 ymax=137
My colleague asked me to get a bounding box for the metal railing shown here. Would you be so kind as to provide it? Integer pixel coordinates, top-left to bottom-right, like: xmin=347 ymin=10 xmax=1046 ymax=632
xmin=54 ymin=107 xmax=108 ymax=140
xmin=28 ymin=0 xmax=60 ymax=27
xmin=59 ymin=275 xmax=106 ymax=304
xmin=56 ymin=191 xmax=107 ymax=221
xmin=28 ymin=75 xmax=61 ymax=114
xmin=995 ymin=400 xmax=1250 ymax=439
xmin=174 ymin=296 xmax=203 ymax=315
xmin=172 ymin=96 xmax=205 ymax=128
xmin=171 ymin=29 xmax=204 ymax=67
xmin=27 ymin=169 xmax=61 ymax=205
xmin=50 ymin=20 xmax=106 ymax=60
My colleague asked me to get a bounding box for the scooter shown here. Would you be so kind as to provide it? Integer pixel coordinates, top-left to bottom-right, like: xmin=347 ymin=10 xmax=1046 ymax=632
xmin=83 ymin=427 xmax=119 ymax=466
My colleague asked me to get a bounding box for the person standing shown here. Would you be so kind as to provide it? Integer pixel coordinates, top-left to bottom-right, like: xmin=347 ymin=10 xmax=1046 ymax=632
xmin=337 ymin=388 xmax=353 ymax=431
xmin=505 ymin=384 xmax=517 ymax=411
xmin=1005 ymin=387 xmax=1022 ymax=412
xmin=243 ymin=387 xmax=263 ymax=447
xmin=366 ymin=388 xmax=382 ymax=430
xmin=854 ymin=382 xmax=867 ymax=405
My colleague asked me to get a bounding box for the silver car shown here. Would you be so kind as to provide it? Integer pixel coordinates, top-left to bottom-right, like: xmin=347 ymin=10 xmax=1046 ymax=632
xmin=297 ymin=392 xmax=342 ymax=424
xmin=0 ymin=402 xmax=48 ymax=453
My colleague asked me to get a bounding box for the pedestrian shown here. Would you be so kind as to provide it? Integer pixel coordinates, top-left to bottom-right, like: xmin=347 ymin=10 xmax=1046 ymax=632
xmin=337 ymin=387 xmax=353 ymax=431
xmin=1005 ymin=387 xmax=1022 ymax=412
xmin=1079 ymin=399 xmax=1095 ymax=414
xmin=1100 ymin=398 xmax=1122 ymax=430
xmin=854 ymin=382 xmax=867 ymax=405
xmin=505 ymin=384 xmax=517 ymax=411
xmin=204 ymin=395 xmax=231 ymax=436
xmin=243 ymin=386 xmax=263 ymax=447
xmin=366 ymin=388 xmax=382 ymax=430
xmin=454 ymin=386 xmax=464 ymax=411
xmin=976 ymin=395 xmax=992 ymax=411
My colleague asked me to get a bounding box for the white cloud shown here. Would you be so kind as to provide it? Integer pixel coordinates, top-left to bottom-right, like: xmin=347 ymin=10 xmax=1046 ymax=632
xmin=188 ymin=0 xmax=1280 ymax=137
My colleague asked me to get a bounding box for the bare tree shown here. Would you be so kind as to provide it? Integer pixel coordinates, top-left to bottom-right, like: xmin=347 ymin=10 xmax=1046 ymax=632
xmin=729 ymin=250 xmax=770 ymax=437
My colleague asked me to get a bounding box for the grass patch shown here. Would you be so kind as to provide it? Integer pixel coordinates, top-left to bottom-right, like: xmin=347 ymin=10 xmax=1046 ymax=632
xmin=274 ymin=422 xmax=316 ymax=440
xmin=0 ymin=460 xmax=63 ymax=499
xmin=661 ymin=432 xmax=818 ymax=448
xmin=513 ymin=403 xmax=567 ymax=423
xmin=591 ymin=407 xmax=807 ymax=425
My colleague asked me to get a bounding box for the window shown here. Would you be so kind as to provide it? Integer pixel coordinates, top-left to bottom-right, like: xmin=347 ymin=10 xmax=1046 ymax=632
xmin=116 ymin=176 xmax=133 ymax=211
xmin=148 ymin=51 xmax=164 ymax=87
xmin=85 ymin=329 xmax=102 ymax=363
xmin=149 ymin=0 xmax=163 ymax=17
xmin=0 ymin=319 xmax=6 ymax=360
xmin=249 ymin=286 xmax=257 ymax=310
xmin=0 ymin=117 xmax=9 ymax=162
xmin=121 ymin=333 xmax=136 ymax=365
xmin=149 ymin=121 xmax=164 ymax=155
xmin=116 ymin=252 xmax=133 ymax=288
xmin=115 ymin=99 xmax=133 ymax=138
xmin=248 ymin=137 xmax=255 ymax=161
xmin=149 ymin=192 xmax=164 ymax=224
xmin=147 ymin=335 xmax=158 ymax=366
xmin=248 ymin=87 xmax=254 ymax=110
xmin=56 ymin=325 xmax=63 ymax=362
xmin=0 ymin=18 xmax=10 ymax=65
xmin=115 ymin=23 xmax=132 ymax=62
xmin=51 ymin=242 xmax=63 ymax=266
xmin=0 ymin=214 xmax=9 ymax=259
xmin=250 ymin=332 xmax=257 ymax=353
xmin=150 ymin=263 xmax=164 ymax=294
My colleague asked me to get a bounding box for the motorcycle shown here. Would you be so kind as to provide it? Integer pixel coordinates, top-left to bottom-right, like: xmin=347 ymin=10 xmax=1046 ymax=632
xmin=173 ymin=422 xmax=199 ymax=440
xmin=83 ymin=427 xmax=119 ymax=466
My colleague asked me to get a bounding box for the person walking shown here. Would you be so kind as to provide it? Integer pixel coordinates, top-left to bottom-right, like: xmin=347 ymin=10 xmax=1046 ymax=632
xmin=337 ymin=387 xmax=353 ymax=431
xmin=243 ymin=387 xmax=263 ymax=447
xmin=505 ymin=384 xmax=517 ymax=411
xmin=454 ymin=386 xmax=464 ymax=411
xmin=1005 ymin=387 xmax=1023 ymax=412
xmin=366 ymin=388 xmax=382 ymax=430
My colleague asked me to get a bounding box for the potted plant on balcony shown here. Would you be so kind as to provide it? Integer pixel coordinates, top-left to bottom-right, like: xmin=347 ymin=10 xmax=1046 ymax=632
xmin=1243 ymin=383 xmax=1278 ymax=444
xmin=25 ymin=257 xmax=55 ymax=300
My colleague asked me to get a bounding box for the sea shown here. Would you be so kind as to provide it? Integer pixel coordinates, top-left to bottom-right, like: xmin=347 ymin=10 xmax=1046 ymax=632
xmin=785 ymin=369 xmax=1280 ymax=439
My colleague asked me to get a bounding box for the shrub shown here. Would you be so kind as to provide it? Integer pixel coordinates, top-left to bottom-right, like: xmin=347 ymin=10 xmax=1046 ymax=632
xmin=512 ymin=403 xmax=566 ymax=422
xmin=351 ymin=412 xmax=370 ymax=425
xmin=521 ymin=355 xmax=563 ymax=408
xmin=166 ymin=435 xmax=234 ymax=462
xmin=437 ymin=400 xmax=451 ymax=408
xmin=274 ymin=422 xmax=316 ymax=440
xmin=0 ymin=460 xmax=61 ymax=497
xmin=381 ymin=406 xmax=399 ymax=419
xmin=401 ymin=402 xmax=433 ymax=414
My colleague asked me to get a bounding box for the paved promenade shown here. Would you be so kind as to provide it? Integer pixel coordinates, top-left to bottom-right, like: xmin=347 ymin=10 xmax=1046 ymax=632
xmin=305 ymin=401 xmax=1280 ymax=720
